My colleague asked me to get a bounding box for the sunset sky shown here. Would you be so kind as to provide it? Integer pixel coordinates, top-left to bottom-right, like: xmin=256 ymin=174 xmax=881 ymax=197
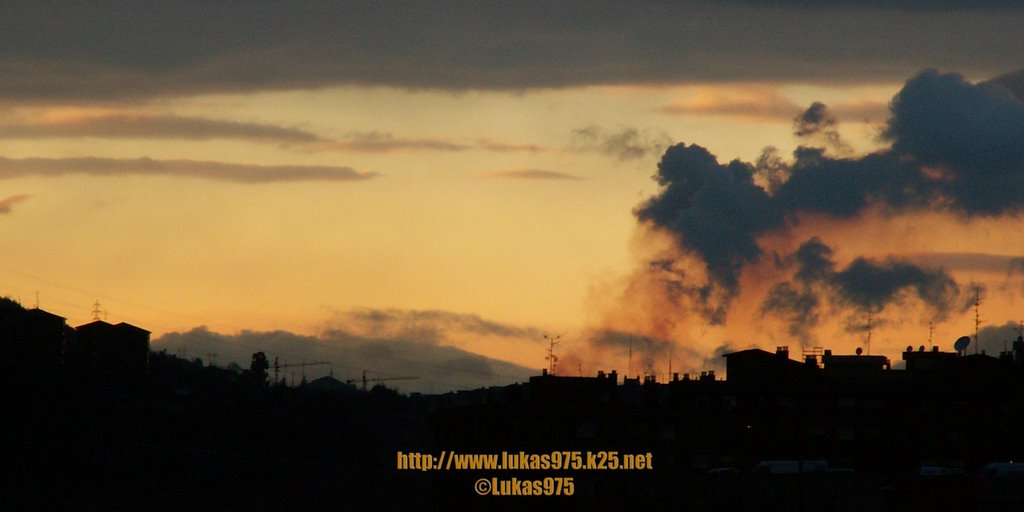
xmin=3 ymin=2 xmax=1024 ymax=392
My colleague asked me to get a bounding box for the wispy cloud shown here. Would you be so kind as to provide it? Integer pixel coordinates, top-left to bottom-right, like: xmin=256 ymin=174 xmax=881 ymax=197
xmin=474 ymin=139 xmax=551 ymax=153
xmin=476 ymin=169 xmax=582 ymax=181
xmin=0 ymin=156 xmax=377 ymax=183
xmin=660 ymin=86 xmax=888 ymax=123
xmin=306 ymin=132 xmax=472 ymax=153
xmin=660 ymin=86 xmax=802 ymax=120
xmin=0 ymin=113 xmax=321 ymax=143
xmin=0 ymin=194 xmax=30 ymax=214
xmin=570 ymin=126 xmax=671 ymax=161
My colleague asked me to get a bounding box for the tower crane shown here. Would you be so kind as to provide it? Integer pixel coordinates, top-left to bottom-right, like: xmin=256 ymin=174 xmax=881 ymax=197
xmin=346 ymin=370 xmax=418 ymax=391
xmin=273 ymin=357 xmax=331 ymax=384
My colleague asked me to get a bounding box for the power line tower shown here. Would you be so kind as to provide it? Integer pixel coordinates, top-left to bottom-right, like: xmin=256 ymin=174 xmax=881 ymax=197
xmin=92 ymin=299 xmax=109 ymax=319
xmin=543 ymin=334 xmax=563 ymax=375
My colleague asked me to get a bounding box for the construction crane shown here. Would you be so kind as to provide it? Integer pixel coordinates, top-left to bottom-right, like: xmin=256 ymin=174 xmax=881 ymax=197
xmin=273 ymin=357 xmax=331 ymax=384
xmin=346 ymin=370 xmax=418 ymax=391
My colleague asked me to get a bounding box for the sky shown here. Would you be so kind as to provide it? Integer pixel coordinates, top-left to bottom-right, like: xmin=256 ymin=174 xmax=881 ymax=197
xmin=3 ymin=1 xmax=1024 ymax=392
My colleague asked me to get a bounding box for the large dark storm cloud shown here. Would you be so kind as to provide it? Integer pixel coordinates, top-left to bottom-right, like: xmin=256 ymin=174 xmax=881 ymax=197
xmin=2 ymin=2 xmax=1022 ymax=101
xmin=638 ymin=69 xmax=1023 ymax=321
xmin=762 ymin=238 xmax=962 ymax=342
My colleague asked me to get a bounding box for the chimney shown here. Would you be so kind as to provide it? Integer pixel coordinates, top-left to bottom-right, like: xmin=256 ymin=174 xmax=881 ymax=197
xmin=609 ymin=370 xmax=618 ymax=385
xmin=672 ymin=372 xmax=679 ymax=382
xmin=542 ymin=368 xmax=548 ymax=376
xmin=776 ymin=346 xmax=789 ymax=359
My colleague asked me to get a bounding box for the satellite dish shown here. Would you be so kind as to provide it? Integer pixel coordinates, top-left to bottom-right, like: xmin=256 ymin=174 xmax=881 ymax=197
xmin=954 ymin=336 xmax=971 ymax=352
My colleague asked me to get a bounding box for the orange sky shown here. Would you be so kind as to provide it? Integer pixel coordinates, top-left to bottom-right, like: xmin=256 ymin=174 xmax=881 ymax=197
xmin=2 ymin=3 xmax=1023 ymax=392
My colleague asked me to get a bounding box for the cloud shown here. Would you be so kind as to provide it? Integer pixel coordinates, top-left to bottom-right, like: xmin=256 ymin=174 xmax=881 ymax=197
xmin=761 ymin=238 xmax=964 ymax=343
xmin=974 ymin=320 xmax=1024 ymax=355
xmin=660 ymin=87 xmax=889 ymax=125
xmin=793 ymin=102 xmax=852 ymax=154
xmin=312 ymin=132 xmax=472 ymax=152
xmin=906 ymin=252 xmax=1024 ymax=274
xmin=636 ymin=70 xmax=1024 ymax=321
xmin=660 ymin=86 xmax=802 ymax=120
xmin=0 ymin=194 xmax=30 ymax=214
xmin=153 ymin=323 xmax=538 ymax=393
xmin=476 ymin=169 xmax=582 ymax=181
xmin=327 ymin=307 xmax=545 ymax=345
xmin=474 ymin=139 xmax=551 ymax=153
xmin=0 ymin=156 xmax=377 ymax=183
xmin=0 ymin=113 xmax=321 ymax=143
xmin=571 ymin=125 xmax=671 ymax=161
xmin=6 ymin=3 xmax=1019 ymax=100
xmin=988 ymin=68 xmax=1024 ymax=102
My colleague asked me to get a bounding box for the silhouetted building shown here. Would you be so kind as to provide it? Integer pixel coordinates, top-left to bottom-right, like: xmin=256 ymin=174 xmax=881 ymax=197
xmin=903 ymin=345 xmax=957 ymax=373
xmin=72 ymin=320 xmax=150 ymax=379
xmin=722 ymin=346 xmax=815 ymax=388
xmin=0 ymin=299 xmax=71 ymax=368
xmin=822 ymin=349 xmax=890 ymax=380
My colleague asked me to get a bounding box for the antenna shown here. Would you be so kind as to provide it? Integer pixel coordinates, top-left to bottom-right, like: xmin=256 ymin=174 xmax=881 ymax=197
xmin=628 ymin=337 xmax=633 ymax=377
xmin=928 ymin=321 xmax=934 ymax=349
xmin=92 ymin=300 xmax=103 ymax=321
xmin=974 ymin=287 xmax=982 ymax=355
xmin=954 ymin=335 xmax=971 ymax=355
xmin=543 ymin=334 xmax=563 ymax=375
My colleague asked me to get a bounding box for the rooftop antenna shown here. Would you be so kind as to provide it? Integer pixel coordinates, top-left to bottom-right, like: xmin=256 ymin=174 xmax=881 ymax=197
xmin=928 ymin=321 xmax=934 ymax=350
xmin=974 ymin=287 xmax=981 ymax=355
xmin=544 ymin=334 xmax=563 ymax=375
xmin=628 ymin=336 xmax=633 ymax=377
xmin=578 ymin=362 xmax=582 ymax=377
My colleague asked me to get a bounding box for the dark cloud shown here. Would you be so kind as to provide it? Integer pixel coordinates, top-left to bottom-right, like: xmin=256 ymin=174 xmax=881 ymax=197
xmin=793 ymin=102 xmax=851 ymax=154
xmin=831 ymin=257 xmax=961 ymax=313
xmin=726 ymin=0 xmax=1024 ymax=10
xmin=988 ymin=68 xmax=1024 ymax=102
xmin=0 ymin=194 xmax=30 ymax=214
xmin=635 ymin=143 xmax=780 ymax=320
xmin=0 ymin=156 xmax=376 ymax=183
xmin=637 ymin=70 xmax=1024 ymax=321
xmin=6 ymin=2 xmax=1020 ymax=100
xmin=761 ymin=238 xmax=963 ymax=340
xmin=571 ymin=126 xmax=672 ymax=161
xmin=476 ymin=169 xmax=581 ymax=181
xmin=0 ymin=114 xmax=320 ymax=143
xmin=884 ymin=69 xmax=1024 ymax=215
xmin=154 ymin=325 xmax=536 ymax=393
